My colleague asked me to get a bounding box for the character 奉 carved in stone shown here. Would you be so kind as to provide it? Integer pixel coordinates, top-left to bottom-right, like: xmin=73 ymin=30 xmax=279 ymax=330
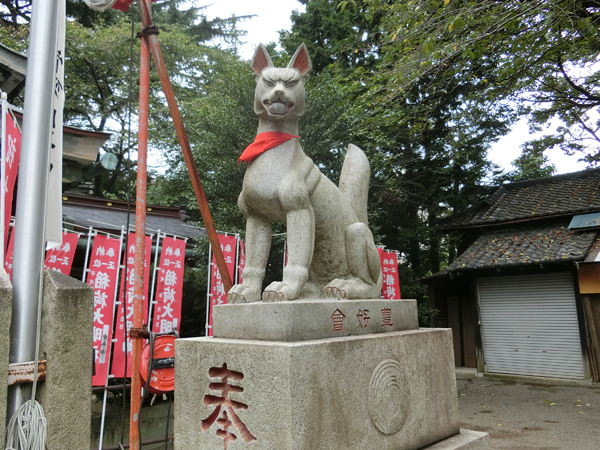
xmin=227 ymin=43 xmax=382 ymax=303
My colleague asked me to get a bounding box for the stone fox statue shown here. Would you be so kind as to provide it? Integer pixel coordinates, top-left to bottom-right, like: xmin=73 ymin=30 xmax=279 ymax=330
xmin=227 ymin=43 xmax=382 ymax=303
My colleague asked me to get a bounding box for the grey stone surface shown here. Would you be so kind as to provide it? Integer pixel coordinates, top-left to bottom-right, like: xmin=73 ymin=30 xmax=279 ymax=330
xmin=175 ymin=328 xmax=459 ymax=450
xmin=0 ymin=269 xmax=12 ymax=446
xmin=213 ymin=298 xmax=418 ymax=341
xmin=457 ymin=377 xmax=598 ymax=449
xmin=455 ymin=368 xmax=478 ymax=380
xmin=36 ymin=270 xmax=94 ymax=450
xmin=228 ymin=43 xmax=382 ymax=303
xmin=421 ymin=429 xmax=490 ymax=449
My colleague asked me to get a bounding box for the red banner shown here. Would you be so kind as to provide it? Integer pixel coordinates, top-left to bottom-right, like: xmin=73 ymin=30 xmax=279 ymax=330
xmin=88 ymin=235 xmax=122 ymax=386
xmin=378 ymin=249 xmax=401 ymax=299
xmin=43 ymin=231 xmax=79 ymax=275
xmin=4 ymin=228 xmax=13 ymax=279
xmin=111 ymin=233 xmax=152 ymax=378
xmin=3 ymin=111 xmax=21 ymax=252
xmin=152 ymin=237 xmax=186 ymax=334
xmin=207 ymin=234 xmax=238 ymax=336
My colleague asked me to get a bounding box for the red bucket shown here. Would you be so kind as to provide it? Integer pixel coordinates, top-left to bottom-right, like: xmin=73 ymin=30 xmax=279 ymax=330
xmin=139 ymin=334 xmax=175 ymax=394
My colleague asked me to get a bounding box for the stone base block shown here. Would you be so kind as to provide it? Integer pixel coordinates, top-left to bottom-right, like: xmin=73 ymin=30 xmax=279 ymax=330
xmin=421 ymin=429 xmax=490 ymax=449
xmin=37 ymin=270 xmax=94 ymax=450
xmin=0 ymin=270 xmax=12 ymax=447
xmin=212 ymin=298 xmax=418 ymax=341
xmin=175 ymin=328 xmax=459 ymax=450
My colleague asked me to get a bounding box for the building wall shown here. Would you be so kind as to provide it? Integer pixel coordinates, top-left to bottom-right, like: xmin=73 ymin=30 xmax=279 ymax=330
xmin=428 ymin=278 xmax=477 ymax=368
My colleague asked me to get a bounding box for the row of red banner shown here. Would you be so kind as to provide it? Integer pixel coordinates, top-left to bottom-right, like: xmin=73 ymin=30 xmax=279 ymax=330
xmin=1 ymin=100 xmax=188 ymax=386
xmin=87 ymin=233 xmax=186 ymax=386
xmin=2 ymin=227 xmax=186 ymax=386
xmin=205 ymin=237 xmax=402 ymax=336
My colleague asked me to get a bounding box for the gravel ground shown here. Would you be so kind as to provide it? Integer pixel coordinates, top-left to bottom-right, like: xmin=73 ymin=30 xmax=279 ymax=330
xmin=457 ymin=376 xmax=600 ymax=450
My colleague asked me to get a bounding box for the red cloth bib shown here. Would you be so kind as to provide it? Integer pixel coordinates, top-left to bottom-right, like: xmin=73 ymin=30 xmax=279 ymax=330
xmin=239 ymin=132 xmax=299 ymax=164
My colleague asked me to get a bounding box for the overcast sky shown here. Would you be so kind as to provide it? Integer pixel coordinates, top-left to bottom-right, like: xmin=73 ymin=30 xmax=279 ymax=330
xmin=203 ymin=0 xmax=305 ymax=60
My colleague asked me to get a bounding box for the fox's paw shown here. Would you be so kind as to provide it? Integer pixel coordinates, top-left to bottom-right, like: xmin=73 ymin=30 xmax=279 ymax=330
xmin=262 ymin=280 xmax=303 ymax=302
xmin=227 ymin=284 xmax=261 ymax=304
xmin=325 ymin=278 xmax=379 ymax=300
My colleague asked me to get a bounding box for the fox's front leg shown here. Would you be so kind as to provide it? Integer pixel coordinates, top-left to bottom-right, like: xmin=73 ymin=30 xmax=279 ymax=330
xmin=228 ymin=210 xmax=272 ymax=304
xmin=263 ymin=203 xmax=314 ymax=301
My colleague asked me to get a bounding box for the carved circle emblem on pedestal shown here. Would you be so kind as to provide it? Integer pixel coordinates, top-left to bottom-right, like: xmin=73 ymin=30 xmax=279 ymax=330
xmin=368 ymin=359 xmax=408 ymax=435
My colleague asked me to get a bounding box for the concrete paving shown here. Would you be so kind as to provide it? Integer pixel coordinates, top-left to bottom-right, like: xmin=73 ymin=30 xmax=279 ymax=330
xmin=456 ymin=375 xmax=600 ymax=450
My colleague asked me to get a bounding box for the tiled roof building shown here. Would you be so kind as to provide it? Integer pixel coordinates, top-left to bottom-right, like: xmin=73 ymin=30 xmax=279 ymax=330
xmin=422 ymin=168 xmax=600 ymax=383
xmin=439 ymin=168 xmax=600 ymax=272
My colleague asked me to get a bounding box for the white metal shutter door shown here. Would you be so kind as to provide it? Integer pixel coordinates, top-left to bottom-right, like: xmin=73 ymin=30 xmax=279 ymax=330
xmin=477 ymin=273 xmax=585 ymax=379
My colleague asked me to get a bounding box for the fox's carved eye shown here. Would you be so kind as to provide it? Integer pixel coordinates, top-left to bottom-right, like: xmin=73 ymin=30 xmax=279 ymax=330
xmin=263 ymin=79 xmax=275 ymax=88
xmin=285 ymin=80 xmax=299 ymax=88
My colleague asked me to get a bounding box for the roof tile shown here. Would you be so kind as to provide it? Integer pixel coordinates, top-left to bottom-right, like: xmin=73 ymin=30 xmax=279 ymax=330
xmin=444 ymin=168 xmax=600 ymax=228
xmin=447 ymin=222 xmax=597 ymax=271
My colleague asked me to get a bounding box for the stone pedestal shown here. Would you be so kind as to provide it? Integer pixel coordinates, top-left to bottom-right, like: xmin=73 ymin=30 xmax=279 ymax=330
xmin=175 ymin=300 xmax=489 ymax=449
xmin=0 ymin=270 xmax=94 ymax=450
xmin=37 ymin=270 xmax=94 ymax=450
xmin=212 ymin=298 xmax=419 ymax=341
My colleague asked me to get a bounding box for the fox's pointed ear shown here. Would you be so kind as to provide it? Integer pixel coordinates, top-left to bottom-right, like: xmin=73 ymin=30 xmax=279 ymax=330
xmin=288 ymin=43 xmax=312 ymax=78
xmin=250 ymin=44 xmax=274 ymax=78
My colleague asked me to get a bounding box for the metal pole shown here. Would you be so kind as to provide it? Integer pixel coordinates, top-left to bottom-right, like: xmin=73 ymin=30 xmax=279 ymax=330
xmin=148 ymin=230 xmax=162 ymax=326
xmin=82 ymin=227 xmax=95 ymax=283
xmin=234 ymin=233 xmax=240 ymax=284
xmin=7 ymin=0 xmax=59 ymax=417
xmin=145 ymin=232 xmax=155 ymax=325
xmin=130 ymin=3 xmax=151 ymax=446
xmin=205 ymin=241 xmax=212 ymax=337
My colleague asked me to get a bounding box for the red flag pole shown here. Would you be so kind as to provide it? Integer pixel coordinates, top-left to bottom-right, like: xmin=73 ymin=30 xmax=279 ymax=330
xmin=130 ymin=1 xmax=151 ymax=448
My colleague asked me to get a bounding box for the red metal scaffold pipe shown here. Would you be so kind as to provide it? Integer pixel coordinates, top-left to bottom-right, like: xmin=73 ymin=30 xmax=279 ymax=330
xmin=129 ymin=2 xmax=234 ymax=449
xmin=129 ymin=1 xmax=151 ymax=448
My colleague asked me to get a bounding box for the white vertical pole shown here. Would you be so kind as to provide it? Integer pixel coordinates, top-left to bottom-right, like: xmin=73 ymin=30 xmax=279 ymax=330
xmin=98 ymin=227 xmax=126 ymax=450
xmin=82 ymin=227 xmax=95 ymax=283
xmin=148 ymin=230 xmax=162 ymax=330
xmin=146 ymin=232 xmax=155 ymax=326
xmin=8 ymin=0 xmax=60 ymax=416
xmin=234 ymin=233 xmax=240 ymax=284
xmin=205 ymin=241 xmax=213 ymax=336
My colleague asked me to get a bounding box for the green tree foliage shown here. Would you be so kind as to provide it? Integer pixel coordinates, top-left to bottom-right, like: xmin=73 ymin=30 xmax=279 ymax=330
xmin=147 ymin=46 xmax=256 ymax=229
xmin=0 ymin=1 xmax=248 ymax=197
xmin=282 ymin=1 xmax=514 ymax=311
xmin=1 ymin=1 xmax=124 ymax=29
xmin=280 ymin=0 xmax=383 ymax=75
xmin=344 ymin=0 xmax=600 ymax=164
xmin=62 ymin=15 xmax=213 ymax=196
xmin=505 ymin=138 xmax=557 ymax=182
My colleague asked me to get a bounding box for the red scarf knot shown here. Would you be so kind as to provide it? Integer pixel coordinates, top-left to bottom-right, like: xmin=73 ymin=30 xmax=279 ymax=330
xmin=239 ymin=132 xmax=299 ymax=164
